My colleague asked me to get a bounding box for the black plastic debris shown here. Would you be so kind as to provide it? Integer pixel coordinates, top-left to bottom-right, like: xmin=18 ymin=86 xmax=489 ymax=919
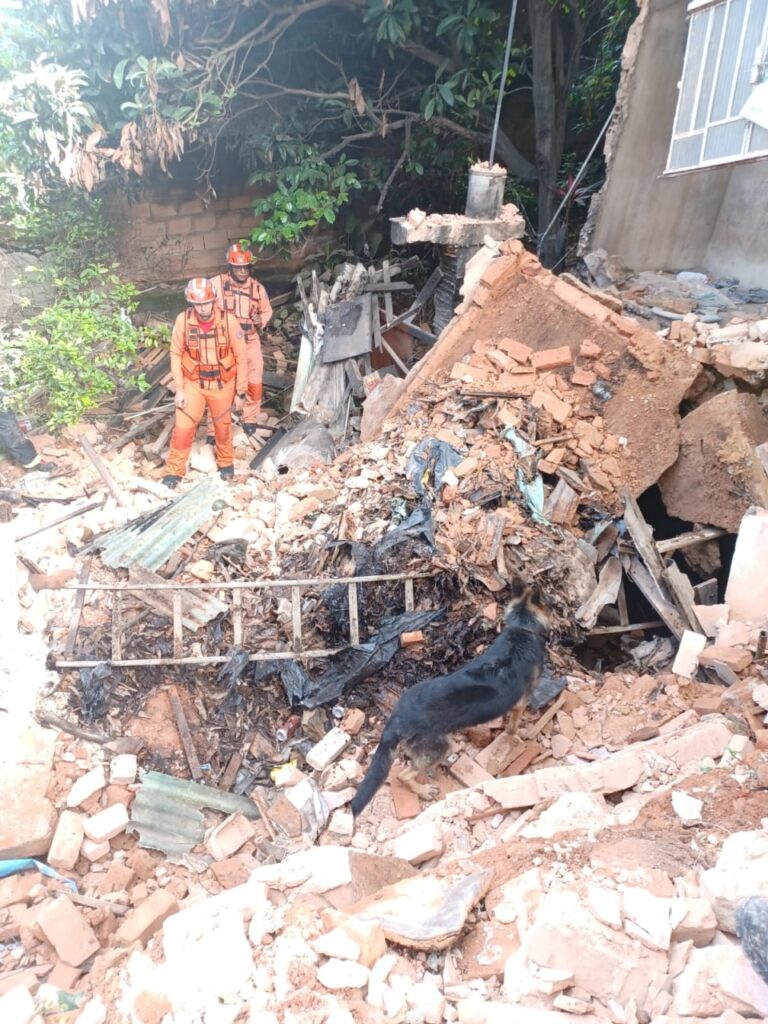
xmin=259 ymin=608 xmax=445 ymax=708
xmin=0 ymin=407 xmax=37 ymax=467
xmin=214 ymin=646 xmax=252 ymax=716
xmin=209 ymin=538 xmax=248 ymax=568
xmin=736 ymin=896 xmax=768 ymax=984
xmin=375 ymin=502 xmax=436 ymax=556
xmin=528 ymin=669 xmax=567 ymax=710
xmin=406 ymin=438 xmax=465 ymax=497
xmin=75 ymin=662 xmax=113 ymax=721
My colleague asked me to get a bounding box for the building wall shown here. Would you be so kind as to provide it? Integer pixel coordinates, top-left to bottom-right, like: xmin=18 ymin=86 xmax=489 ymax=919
xmin=590 ymin=0 xmax=768 ymax=288
xmin=109 ymin=191 xmax=258 ymax=286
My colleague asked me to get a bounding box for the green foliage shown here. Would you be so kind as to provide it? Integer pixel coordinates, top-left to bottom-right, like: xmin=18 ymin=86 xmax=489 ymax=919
xmin=0 ymin=265 xmax=162 ymax=431
xmin=249 ymin=145 xmax=362 ymax=254
xmin=6 ymin=193 xmax=112 ymax=276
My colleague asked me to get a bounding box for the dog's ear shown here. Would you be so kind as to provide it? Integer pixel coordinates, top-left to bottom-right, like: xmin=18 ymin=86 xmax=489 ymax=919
xmin=527 ymin=584 xmax=543 ymax=608
xmin=509 ymin=576 xmax=527 ymax=600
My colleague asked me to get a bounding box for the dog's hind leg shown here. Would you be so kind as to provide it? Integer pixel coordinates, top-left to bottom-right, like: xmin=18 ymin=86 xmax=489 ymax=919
xmin=504 ymin=701 xmax=525 ymax=735
xmin=399 ymin=735 xmax=449 ymax=800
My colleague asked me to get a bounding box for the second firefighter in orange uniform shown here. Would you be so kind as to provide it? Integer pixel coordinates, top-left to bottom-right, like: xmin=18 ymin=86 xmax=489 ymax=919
xmin=209 ymin=242 xmax=272 ymax=435
xmin=163 ymin=277 xmax=247 ymax=488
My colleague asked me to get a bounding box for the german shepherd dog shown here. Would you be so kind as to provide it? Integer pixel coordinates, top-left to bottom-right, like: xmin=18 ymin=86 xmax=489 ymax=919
xmin=349 ymin=579 xmax=550 ymax=817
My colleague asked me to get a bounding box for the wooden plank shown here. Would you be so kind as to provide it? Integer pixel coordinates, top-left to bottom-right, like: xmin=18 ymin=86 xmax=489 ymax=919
xmin=662 ymin=558 xmax=702 ymax=633
xmin=617 ymin=578 xmax=630 ymax=626
xmin=382 ymin=259 xmax=395 ymax=323
xmin=172 ymin=591 xmax=183 ymax=660
xmin=543 ymin=479 xmax=579 ymax=525
xmin=500 ymin=741 xmax=542 ymax=778
xmin=80 ymin=437 xmax=128 ymax=507
xmin=291 ymin=584 xmax=303 ymax=653
xmin=693 ymin=578 xmax=718 ymax=605
xmin=231 ymin=587 xmax=243 ymax=646
xmin=404 ymin=577 xmax=414 ymax=612
xmin=348 ymin=581 xmax=360 ymax=645
xmin=475 ymin=732 xmax=526 ymax=776
xmin=588 ymin=620 xmax=664 ymax=635
xmin=575 ymin=556 xmax=622 ymax=629
xmin=656 ymin=527 xmax=727 ymax=554
xmin=64 ymin=558 xmax=92 ymax=659
xmin=623 ymin=555 xmax=688 ymax=640
xmin=621 ymin=487 xmax=666 ymax=580
xmin=111 ymin=592 xmax=123 ymax=661
xmin=526 ymin=692 xmax=566 ymax=739
xmin=145 ymin=418 xmax=174 ymax=459
xmin=449 ymin=753 xmax=493 ymax=788
xmin=371 ymin=293 xmax=384 ymax=352
xmin=168 ymin=685 xmax=202 ymax=780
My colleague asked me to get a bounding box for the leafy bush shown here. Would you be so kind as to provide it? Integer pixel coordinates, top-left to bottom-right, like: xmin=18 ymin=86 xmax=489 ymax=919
xmin=6 ymin=194 xmax=112 ymax=277
xmin=0 ymin=264 xmax=163 ymax=431
xmin=249 ymin=145 xmax=361 ymax=255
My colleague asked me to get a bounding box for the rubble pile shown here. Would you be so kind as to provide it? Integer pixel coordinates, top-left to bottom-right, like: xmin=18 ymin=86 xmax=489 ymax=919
xmin=3 ymin=240 xmax=768 ymax=1023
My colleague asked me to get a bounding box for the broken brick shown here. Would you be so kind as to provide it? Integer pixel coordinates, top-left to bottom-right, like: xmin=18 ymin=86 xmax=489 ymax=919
xmin=37 ymin=896 xmax=101 ymax=967
xmin=114 ymin=888 xmax=179 ymax=947
xmin=698 ymin=645 xmax=753 ymax=673
xmin=448 ymin=753 xmax=493 ymax=789
xmin=530 ymin=346 xmax=573 ymax=371
xmin=306 ymin=727 xmax=351 ymax=771
xmin=83 ymin=803 xmax=129 ymax=843
xmin=579 ymin=339 xmax=602 ymax=359
xmin=47 ymin=811 xmax=84 ymax=872
xmin=341 ymin=708 xmax=366 ymax=735
xmin=204 ymin=812 xmax=256 ymax=861
xmin=400 ymin=630 xmax=424 ymax=645
xmin=571 ymin=368 xmax=597 ymax=387
xmin=391 ymin=821 xmax=444 ymax=865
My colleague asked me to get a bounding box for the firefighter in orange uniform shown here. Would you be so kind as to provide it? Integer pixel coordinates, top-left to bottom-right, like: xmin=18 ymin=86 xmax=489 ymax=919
xmin=208 ymin=242 xmax=272 ymax=436
xmin=162 ymin=278 xmax=247 ymax=489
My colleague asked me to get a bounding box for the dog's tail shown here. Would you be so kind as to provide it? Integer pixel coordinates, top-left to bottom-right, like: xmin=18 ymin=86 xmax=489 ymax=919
xmin=350 ymin=722 xmax=400 ymax=817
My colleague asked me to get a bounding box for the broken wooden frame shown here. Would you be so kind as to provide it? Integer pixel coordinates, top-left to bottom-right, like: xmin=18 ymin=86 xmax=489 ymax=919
xmin=56 ymin=571 xmax=424 ymax=669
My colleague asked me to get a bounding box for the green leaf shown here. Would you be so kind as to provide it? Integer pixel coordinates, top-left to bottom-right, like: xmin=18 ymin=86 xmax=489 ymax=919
xmin=424 ymin=96 xmax=435 ymax=120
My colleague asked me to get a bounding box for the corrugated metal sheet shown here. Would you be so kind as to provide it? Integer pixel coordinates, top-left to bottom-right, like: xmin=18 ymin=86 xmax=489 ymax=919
xmin=92 ymin=475 xmax=224 ymax=571
xmin=127 ymin=564 xmax=228 ymax=629
xmin=129 ymin=770 xmax=260 ymax=858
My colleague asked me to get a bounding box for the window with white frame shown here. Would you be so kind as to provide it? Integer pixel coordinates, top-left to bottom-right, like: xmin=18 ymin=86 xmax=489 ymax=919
xmin=666 ymin=0 xmax=768 ymax=172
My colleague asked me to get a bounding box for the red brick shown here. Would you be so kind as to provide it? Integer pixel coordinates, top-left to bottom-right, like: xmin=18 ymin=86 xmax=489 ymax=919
xmin=698 ymin=645 xmax=753 ymax=673
xmin=0 ymin=872 xmax=41 ymax=910
xmin=37 ymin=896 xmax=100 ymax=967
xmin=165 ymin=215 xmax=192 ymax=236
xmin=497 ymin=337 xmax=533 ymax=364
xmin=401 ymin=630 xmax=424 ymax=645
xmin=48 ymin=811 xmax=84 ymax=871
xmin=341 ymin=708 xmax=365 ymax=735
xmin=227 ymin=194 xmax=257 ymax=210
xmin=552 ymin=277 xmax=585 ymax=307
xmin=579 ymin=339 xmax=602 ymax=359
xmin=574 ymin=294 xmax=612 ymax=322
xmin=96 ymin=861 xmax=135 ymax=895
xmin=114 ymin=888 xmax=179 ymax=947
xmin=105 ymin=785 xmax=134 ymax=808
xmin=48 ymin=961 xmax=81 ymax=991
xmin=480 ymin=257 xmax=514 ymax=289
xmin=571 ymin=369 xmax=597 ymax=387
xmin=531 ymin=346 xmax=573 ymax=371
xmin=531 ymin=389 xmax=572 ymax=425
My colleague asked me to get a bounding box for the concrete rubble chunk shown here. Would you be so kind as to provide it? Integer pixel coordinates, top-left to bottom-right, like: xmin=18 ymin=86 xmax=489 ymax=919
xmin=671 ymin=898 xmax=717 ymax=947
xmin=671 ymin=790 xmax=703 ymax=826
xmin=672 ymin=944 xmax=768 ymax=1018
xmin=0 ymin=727 xmax=57 ymax=859
xmin=67 ymin=764 xmax=107 ymax=808
xmin=406 ymin=977 xmax=446 ymax=1024
xmin=306 ymin=728 xmax=351 ymax=771
xmin=110 ymin=754 xmax=138 ymax=786
xmin=520 ymin=792 xmax=615 ymax=839
xmin=311 ymin=927 xmax=361 ymax=962
xmin=622 ymin=888 xmax=672 ymax=951
xmin=671 ymin=630 xmax=707 ymax=679
xmin=659 ymin=392 xmax=768 ymax=532
xmin=522 ymin=889 xmax=668 ymax=1004
xmin=320 ymin=911 xmax=387 ymax=968
xmin=700 ymin=830 xmax=768 ymax=933
xmin=317 ymin=958 xmax=370 ymax=991
xmin=37 ymin=895 xmax=101 ymax=967
xmin=391 ymin=821 xmax=445 ymax=865
xmin=725 ymin=508 xmax=768 ymax=623
xmin=350 ymin=868 xmax=492 ymax=950
xmin=458 ymin=1001 xmax=604 ymax=1024
xmin=0 ymin=985 xmax=36 ymax=1024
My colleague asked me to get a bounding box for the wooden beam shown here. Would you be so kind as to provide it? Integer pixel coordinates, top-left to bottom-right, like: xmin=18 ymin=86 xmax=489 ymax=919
xmin=168 ymin=685 xmax=202 ymax=781
xmin=64 ymin=558 xmax=92 ymax=659
xmin=80 ymin=437 xmax=128 ymax=507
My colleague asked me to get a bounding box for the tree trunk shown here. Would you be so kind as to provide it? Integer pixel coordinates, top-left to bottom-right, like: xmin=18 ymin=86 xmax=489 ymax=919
xmin=528 ymin=0 xmax=587 ymax=268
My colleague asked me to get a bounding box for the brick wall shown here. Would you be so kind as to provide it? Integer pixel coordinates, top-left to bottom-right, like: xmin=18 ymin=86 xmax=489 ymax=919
xmin=110 ymin=191 xmax=261 ymax=285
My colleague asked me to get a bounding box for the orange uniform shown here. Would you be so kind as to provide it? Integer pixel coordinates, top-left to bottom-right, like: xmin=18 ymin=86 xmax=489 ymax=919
xmin=209 ymin=272 xmax=273 ymax=425
xmin=165 ymin=308 xmax=247 ymax=478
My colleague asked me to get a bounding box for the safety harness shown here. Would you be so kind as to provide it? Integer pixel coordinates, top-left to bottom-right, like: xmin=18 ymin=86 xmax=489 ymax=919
xmin=181 ymin=309 xmax=236 ymax=388
xmin=220 ymin=277 xmax=260 ymax=334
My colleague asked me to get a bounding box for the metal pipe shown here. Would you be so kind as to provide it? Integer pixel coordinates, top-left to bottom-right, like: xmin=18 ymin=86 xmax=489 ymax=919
xmin=489 ymin=0 xmax=519 ymax=167
xmin=60 ymin=571 xmax=428 ymax=592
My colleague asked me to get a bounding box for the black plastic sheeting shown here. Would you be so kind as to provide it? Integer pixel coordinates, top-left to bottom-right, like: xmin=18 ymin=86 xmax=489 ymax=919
xmin=736 ymin=896 xmax=768 ymax=984
xmin=75 ymin=662 xmax=113 ymax=721
xmin=0 ymin=408 xmax=37 ymax=467
xmin=406 ymin=438 xmax=465 ymax=497
xmin=252 ymin=608 xmax=444 ymax=708
xmin=527 ymin=669 xmax=567 ymax=710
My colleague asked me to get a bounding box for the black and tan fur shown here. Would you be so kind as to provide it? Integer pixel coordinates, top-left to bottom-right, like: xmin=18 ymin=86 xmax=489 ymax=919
xmin=349 ymin=579 xmax=550 ymax=817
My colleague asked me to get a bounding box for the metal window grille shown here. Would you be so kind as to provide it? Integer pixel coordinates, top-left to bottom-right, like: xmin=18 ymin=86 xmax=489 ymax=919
xmin=666 ymin=0 xmax=768 ymax=172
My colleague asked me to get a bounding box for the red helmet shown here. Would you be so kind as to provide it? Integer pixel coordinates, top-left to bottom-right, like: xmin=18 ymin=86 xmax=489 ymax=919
xmin=185 ymin=277 xmax=216 ymax=304
xmin=226 ymin=242 xmax=254 ymax=266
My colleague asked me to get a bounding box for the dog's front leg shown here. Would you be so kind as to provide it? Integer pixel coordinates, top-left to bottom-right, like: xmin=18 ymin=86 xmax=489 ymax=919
xmin=504 ymin=702 xmax=524 ymax=735
xmin=398 ymin=764 xmax=440 ymax=801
